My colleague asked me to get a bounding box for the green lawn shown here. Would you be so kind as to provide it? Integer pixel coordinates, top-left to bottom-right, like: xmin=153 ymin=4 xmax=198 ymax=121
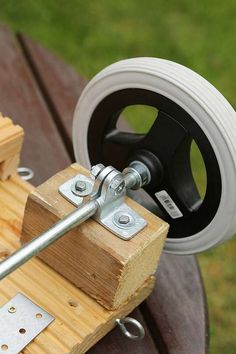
xmin=1 ymin=1 xmax=236 ymax=352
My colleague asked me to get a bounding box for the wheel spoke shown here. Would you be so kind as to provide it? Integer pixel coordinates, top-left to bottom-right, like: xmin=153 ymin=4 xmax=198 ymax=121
xmin=105 ymin=129 xmax=144 ymax=144
xmin=102 ymin=129 xmax=143 ymax=170
xmin=141 ymin=111 xmax=202 ymax=214
xmin=143 ymin=182 xmax=204 ymax=238
xmin=143 ymin=110 xmax=189 ymax=162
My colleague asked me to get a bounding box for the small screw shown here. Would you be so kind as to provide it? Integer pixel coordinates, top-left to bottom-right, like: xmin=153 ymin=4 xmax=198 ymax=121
xmin=118 ymin=215 xmax=130 ymax=225
xmin=8 ymin=306 xmax=16 ymax=313
xmin=75 ymin=180 xmax=86 ymax=192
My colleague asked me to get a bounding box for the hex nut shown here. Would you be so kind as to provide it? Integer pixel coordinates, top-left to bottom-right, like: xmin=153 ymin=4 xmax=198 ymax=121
xmin=118 ymin=215 xmax=130 ymax=225
xmin=75 ymin=180 xmax=86 ymax=192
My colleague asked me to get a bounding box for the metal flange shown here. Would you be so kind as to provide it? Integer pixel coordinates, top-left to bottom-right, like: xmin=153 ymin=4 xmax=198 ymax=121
xmin=59 ymin=164 xmax=147 ymax=240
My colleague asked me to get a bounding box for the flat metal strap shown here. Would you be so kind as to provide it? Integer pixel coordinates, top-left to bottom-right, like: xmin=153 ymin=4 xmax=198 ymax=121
xmin=0 ymin=293 xmax=54 ymax=354
xmin=99 ymin=203 xmax=147 ymax=240
xmin=59 ymin=174 xmax=94 ymax=206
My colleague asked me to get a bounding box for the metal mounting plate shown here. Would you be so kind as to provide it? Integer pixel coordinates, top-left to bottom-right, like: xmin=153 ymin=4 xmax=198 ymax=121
xmin=58 ymin=172 xmax=147 ymax=240
xmin=0 ymin=293 xmax=54 ymax=354
xmin=59 ymin=174 xmax=94 ymax=207
xmin=98 ymin=203 xmax=147 ymax=240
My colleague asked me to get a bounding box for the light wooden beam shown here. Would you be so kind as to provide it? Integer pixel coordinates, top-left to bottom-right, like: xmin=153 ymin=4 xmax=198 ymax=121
xmin=0 ymin=113 xmax=24 ymax=180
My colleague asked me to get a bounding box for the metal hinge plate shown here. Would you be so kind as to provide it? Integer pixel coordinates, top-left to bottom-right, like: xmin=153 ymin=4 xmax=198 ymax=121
xmin=59 ymin=173 xmax=147 ymax=240
xmin=59 ymin=174 xmax=94 ymax=207
xmin=0 ymin=293 xmax=54 ymax=354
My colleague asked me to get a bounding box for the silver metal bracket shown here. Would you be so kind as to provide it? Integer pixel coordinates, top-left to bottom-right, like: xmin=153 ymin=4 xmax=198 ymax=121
xmin=59 ymin=174 xmax=94 ymax=207
xmin=0 ymin=293 xmax=54 ymax=354
xmin=59 ymin=165 xmax=147 ymax=240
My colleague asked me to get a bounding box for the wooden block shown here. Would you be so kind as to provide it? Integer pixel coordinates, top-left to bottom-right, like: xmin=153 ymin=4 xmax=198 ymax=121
xmin=21 ymin=163 xmax=169 ymax=310
xmin=0 ymin=113 xmax=24 ymax=180
xmin=0 ymin=174 xmax=155 ymax=353
xmin=0 ymin=154 xmax=20 ymax=180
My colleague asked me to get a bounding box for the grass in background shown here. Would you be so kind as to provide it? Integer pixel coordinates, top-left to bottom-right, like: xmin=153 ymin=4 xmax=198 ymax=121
xmin=0 ymin=1 xmax=236 ymax=352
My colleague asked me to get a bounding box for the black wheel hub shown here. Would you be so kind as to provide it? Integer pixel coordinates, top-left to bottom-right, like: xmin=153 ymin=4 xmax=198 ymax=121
xmin=87 ymin=88 xmax=222 ymax=239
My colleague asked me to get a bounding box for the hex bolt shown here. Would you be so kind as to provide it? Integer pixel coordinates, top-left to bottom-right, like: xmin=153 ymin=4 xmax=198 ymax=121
xmin=75 ymin=180 xmax=87 ymax=192
xmin=118 ymin=215 xmax=130 ymax=225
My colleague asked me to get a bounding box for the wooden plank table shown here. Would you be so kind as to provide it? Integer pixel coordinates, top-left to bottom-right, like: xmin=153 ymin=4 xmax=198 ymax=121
xmin=0 ymin=25 xmax=208 ymax=354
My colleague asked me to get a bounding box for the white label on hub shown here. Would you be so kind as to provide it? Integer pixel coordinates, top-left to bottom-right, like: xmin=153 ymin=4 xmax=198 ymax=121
xmin=155 ymin=190 xmax=183 ymax=219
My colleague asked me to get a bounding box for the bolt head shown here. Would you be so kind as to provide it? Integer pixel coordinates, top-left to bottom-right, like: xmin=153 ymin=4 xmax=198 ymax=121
xmin=75 ymin=180 xmax=86 ymax=192
xmin=118 ymin=215 xmax=130 ymax=225
xmin=91 ymin=164 xmax=105 ymax=178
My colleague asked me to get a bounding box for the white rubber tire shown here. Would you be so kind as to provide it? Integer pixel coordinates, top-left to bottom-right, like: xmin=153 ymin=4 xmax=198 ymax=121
xmin=73 ymin=57 xmax=236 ymax=255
